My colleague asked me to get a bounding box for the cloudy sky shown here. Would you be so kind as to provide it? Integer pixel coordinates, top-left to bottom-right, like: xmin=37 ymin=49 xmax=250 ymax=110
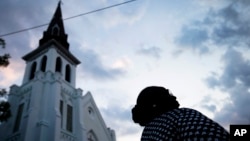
xmin=1 ymin=0 xmax=250 ymax=140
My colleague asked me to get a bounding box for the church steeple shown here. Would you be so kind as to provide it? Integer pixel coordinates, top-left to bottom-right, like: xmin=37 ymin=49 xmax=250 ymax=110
xmin=0 ymin=2 xmax=116 ymax=141
xmin=22 ymin=2 xmax=80 ymax=85
xmin=39 ymin=1 xmax=69 ymax=50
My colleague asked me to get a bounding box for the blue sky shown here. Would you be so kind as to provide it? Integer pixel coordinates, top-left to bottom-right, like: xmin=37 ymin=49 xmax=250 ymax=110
xmin=1 ymin=0 xmax=250 ymax=140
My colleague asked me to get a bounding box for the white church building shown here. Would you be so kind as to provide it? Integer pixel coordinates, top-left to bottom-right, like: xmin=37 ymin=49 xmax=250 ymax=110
xmin=0 ymin=2 xmax=116 ymax=141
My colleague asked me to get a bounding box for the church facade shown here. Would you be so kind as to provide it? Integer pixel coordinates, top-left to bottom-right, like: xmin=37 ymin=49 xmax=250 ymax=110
xmin=0 ymin=3 xmax=116 ymax=141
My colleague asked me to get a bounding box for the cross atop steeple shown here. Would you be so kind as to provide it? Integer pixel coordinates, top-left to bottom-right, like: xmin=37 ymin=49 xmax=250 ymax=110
xmin=39 ymin=1 xmax=69 ymax=50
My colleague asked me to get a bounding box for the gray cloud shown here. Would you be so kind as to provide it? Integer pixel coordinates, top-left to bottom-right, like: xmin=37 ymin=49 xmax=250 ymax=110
xmin=79 ymin=49 xmax=126 ymax=81
xmin=175 ymin=1 xmax=250 ymax=53
xmin=211 ymin=3 xmax=250 ymax=47
xmin=0 ymin=1 xmax=53 ymax=34
xmin=175 ymin=0 xmax=250 ymax=127
xmin=202 ymin=104 xmax=216 ymax=113
xmin=0 ymin=0 xmax=56 ymax=59
xmin=199 ymin=95 xmax=217 ymax=113
xmin=136 ymin=46 xmax=162 ymax=59
xmin=175 ymin=26 xmax=209 ymax=54
xmin=206 ymin=49 xmax=250 ymax=90
xmin=205 ymin=48 xmax=250 ymax=126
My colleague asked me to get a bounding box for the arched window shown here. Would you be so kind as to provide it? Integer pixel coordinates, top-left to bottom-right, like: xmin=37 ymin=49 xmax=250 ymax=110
xmin=87 ymin=130 xmax=98 ymax=141
xmin=29 ymin=62 xmax=37 ymax=80
xmin=55 ymin=57 xmax=62 ymax=73
xmin=65 ymin=64 xmax=71 ymax=82
xmin=52 ymin=25 xmax=60 ymax=36
xmin=40 ymin=56 xmax=47 ymax=72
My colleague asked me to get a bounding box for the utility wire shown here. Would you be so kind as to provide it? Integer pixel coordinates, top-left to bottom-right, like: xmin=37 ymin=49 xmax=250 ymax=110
xmin=0 ymin=0 xmax=137 ymax=37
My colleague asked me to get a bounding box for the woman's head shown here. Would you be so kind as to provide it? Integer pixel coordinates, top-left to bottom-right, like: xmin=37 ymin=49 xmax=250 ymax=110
xmin=132 ymin=86 xmax=180 ymax=126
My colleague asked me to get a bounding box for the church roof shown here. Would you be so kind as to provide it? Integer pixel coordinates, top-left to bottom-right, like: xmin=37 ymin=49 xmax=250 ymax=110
xmin=39 ymin=2 xmax=69 ymax=50
xmin=22 ymin=39 xmax=80 ymax=65
xmin=23 ymin=2 xmax=80 ymax=65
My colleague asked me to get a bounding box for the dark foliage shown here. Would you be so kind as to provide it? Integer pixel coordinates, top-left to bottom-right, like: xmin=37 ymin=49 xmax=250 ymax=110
xmin=0 ymin=38 xmax=12 ymax=122
xmin=0 ymin=89 xmax=7 ymax=97
xmin=0 ymin=38 xmax=5 ymax=48
xmin=0 ymin=54 xmax=10 ymax=67
xmin=0 ymin=38 xmax=10 ymax=67
xmin=0 ymin=101 xmax=11 ymax=122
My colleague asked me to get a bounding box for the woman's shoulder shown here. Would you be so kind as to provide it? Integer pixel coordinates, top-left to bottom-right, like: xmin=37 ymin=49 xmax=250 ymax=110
xmin=174 ymin=107 xmax=203 ymax=114
xmin=163 ymin=107 xmax=205 ymax=120
xmin=165 ymin=107 xmax=198 ymax=115
xmin=150 ymin=108 xmax=203 ymax=124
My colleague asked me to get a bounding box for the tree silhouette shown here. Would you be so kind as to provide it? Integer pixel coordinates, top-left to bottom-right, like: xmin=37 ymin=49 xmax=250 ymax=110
xmin=0 ymin=38 xmax=5 ymax=48
xmin=0 ymin=89 xmax=11 ymax=122
xmin=0 ymin=38 xmax=12 ymax=122
xmin=0 ymin=38 xmax=10 ymax=67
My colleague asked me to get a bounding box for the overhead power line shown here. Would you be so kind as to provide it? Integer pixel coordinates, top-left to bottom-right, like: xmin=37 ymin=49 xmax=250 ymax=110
xmin=0 ymin=0 xmax=137 ymax=37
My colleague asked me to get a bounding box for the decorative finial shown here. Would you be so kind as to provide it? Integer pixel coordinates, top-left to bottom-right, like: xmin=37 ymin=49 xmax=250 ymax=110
xmin=59 ymin=0 xmax=63 ymax=5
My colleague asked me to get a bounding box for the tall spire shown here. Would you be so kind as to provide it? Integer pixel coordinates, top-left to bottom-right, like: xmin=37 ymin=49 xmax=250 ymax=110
xmin=39 ymin=2 xmax=69 ymax=50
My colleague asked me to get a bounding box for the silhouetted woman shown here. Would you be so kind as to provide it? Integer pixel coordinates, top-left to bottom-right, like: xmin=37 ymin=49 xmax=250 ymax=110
xmin=132 ymin=86 xmax=229 ymax=141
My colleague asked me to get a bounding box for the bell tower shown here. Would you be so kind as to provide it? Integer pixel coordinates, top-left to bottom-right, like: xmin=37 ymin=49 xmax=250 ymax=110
xmin=22 ymin=2 xmax=80 ymax=87
xmin=0 ymin=2 xmax=116 ymax=141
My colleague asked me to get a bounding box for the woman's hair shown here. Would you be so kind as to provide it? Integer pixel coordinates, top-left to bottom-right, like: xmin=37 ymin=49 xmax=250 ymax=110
xmin=132 ymin=86 xmax=180 ymax=126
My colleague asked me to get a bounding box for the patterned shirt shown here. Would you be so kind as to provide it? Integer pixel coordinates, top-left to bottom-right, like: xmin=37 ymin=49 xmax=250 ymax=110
xmin=141 ymin=108 xmax=229 ymax=141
